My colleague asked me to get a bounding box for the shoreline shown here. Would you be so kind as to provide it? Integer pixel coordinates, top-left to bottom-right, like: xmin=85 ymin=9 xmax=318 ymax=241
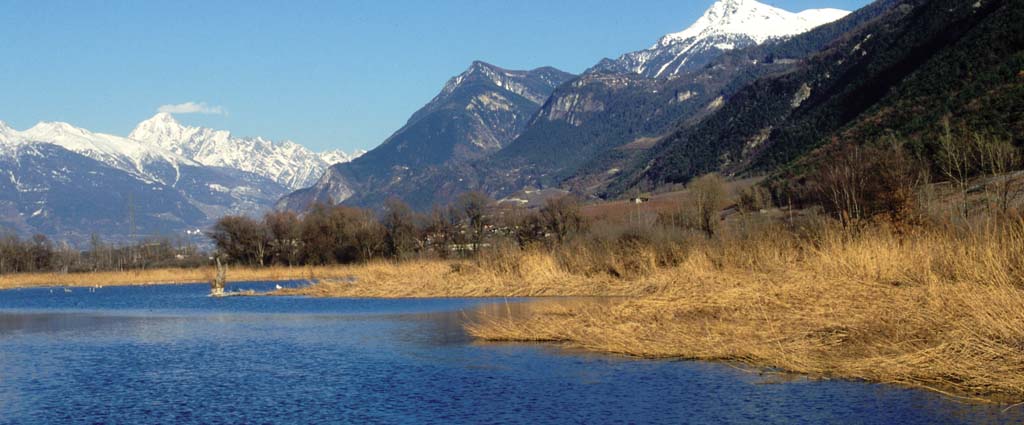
xmin=0 ymin=265 xmax=362 ymax=291
xmin=3 ymin=224 xmax=1023 ymax=405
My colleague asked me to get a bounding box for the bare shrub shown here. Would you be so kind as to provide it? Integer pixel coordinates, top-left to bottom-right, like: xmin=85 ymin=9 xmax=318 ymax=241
xmin=808 ymin=140 xmax=926 ymax=226
xmin=738 ymin=185 xmax=772 ymax=213
xmin=686 ymin=173 xmax=728 ymax=238
xmin=540 ymin=195 xmax=588 ymax=244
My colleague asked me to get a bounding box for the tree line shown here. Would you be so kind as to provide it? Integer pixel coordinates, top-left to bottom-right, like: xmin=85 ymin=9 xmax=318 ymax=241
xmin=0 ymin=192 xmax=590 ymax=274
xmin=0 ymin=234 xmax=205 ymax=275
xmin=209 ymin=192 xmax=588 ymax=267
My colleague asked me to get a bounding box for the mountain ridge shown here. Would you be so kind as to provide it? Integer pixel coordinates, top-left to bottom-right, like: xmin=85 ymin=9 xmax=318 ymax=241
xmin=130 ymin=112 xmax=364 ymax=190
xmin=276 ymin=61 xmax=575 ymax=210
xmin=0 ymin=115 xmax=357 ymax=244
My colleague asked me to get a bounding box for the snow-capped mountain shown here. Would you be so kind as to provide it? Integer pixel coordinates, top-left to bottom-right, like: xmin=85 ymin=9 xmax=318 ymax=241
xmin=0 ymin=119 xmax=290 ymax=244
xmin=129 ymin=113 xmax=364 ymax=190
xmin=18 ymin=121 xmax=196 ymax=186
xmin=320 ymin=149 xmax=363 ymax=167
xmin=0 ymin=121 xmax=22 ymax=146
xmin=590 ymin=0 xmax=849 ymax=78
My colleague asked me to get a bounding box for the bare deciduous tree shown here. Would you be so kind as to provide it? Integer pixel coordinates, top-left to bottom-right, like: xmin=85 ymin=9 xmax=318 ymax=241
xmin=457 ymin=191 xmax=492 ymax=253
xmin=938 ymin=120 xmax=976 ymax=219
xmin=688 ymin=174 xmax=727 ymax=238
xmin=382 ymin=198 xmax=420 ymax=259
xmin=540 ymin=195 xmax=587 ymax=244
xmin=977 ymin=135 xmax=1023 ymax=215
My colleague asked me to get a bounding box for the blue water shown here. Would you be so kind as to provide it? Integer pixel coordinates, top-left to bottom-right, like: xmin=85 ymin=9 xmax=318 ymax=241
xmin=0 ymin=283 xmax=1019 ymax=424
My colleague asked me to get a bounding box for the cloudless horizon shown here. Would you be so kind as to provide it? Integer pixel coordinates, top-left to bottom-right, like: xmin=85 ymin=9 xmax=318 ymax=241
xmin=0 ymin=0 xmax=870 ymax=153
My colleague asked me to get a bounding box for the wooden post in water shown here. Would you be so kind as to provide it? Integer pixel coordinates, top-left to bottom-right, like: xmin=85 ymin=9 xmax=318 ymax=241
xmin=210 ymin=258 xmax=227 ymax=297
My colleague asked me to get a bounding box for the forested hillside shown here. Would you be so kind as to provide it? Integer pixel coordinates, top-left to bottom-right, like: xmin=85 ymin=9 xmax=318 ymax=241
xmin=629 ymin=0 xmax=1021 ymax=194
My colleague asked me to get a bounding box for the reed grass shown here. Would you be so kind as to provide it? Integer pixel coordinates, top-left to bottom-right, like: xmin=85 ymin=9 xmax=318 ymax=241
xmin=273 ymin=252 xmax=643 ymax=298
xmin=465 ymin=220 xmax=1024 ymax=403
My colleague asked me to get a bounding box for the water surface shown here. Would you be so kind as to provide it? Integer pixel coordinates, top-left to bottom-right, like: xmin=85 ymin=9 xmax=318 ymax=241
xmin=0 ymin=282 xmax=1019 ymax=424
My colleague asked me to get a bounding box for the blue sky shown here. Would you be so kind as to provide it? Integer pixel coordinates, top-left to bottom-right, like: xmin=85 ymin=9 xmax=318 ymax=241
xmin=0 ymin=0 xmax=869 ymax=153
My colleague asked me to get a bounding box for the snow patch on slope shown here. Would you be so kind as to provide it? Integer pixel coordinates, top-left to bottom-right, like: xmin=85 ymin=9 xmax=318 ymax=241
xmin=439 ymin=61 xmax=554 ymax=105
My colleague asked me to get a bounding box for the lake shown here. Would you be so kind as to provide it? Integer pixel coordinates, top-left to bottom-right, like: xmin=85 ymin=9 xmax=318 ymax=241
xmin=0 ymin=282 xmax=1019 ymax=424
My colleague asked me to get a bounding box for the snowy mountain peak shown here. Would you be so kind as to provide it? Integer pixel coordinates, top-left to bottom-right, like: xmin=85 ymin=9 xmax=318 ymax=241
xmin=657 ymin=0 xmax=849 ymax=46
xmin=0 ymin=121 xmax=22 ymax=146
xmin=440 ymin=61 xmax=510 ymax=97
xmin=589 ymin=0 xmax=849 ymax=78
xmin=27 ymin=121 xmax=90 ymax=138
xmin=129 ymin=112 xmax=212 ymax=146
xmin=129 ymin=113 xmax=362 ymax=189
xmin=469 ymin=60 xmax=499 ymax=72
xmin=0 ymin=120 xmax=13 ymax=136
xmin=9 ymin=119 xmax=197 ymax=186
xmin=437 ymin=61 xmax=574 ymax=106
xmin=320 ymin=148 xmax=368 ymax=166
xmin=145 ymin=111 xmax=181 ymax=126
xmin=2 ymin=112 xmax=363 ymax=193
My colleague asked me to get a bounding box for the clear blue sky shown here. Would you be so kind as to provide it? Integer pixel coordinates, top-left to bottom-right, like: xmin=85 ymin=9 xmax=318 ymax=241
xmin=0 ymin=0 xmax=869 ymax=153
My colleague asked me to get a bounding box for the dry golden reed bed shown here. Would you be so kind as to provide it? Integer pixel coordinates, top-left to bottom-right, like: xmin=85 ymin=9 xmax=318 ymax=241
xmin=456 ymin=221 xmax=1024 ymax=404
xmin=273 ymin=254 xmax=644 ymax=298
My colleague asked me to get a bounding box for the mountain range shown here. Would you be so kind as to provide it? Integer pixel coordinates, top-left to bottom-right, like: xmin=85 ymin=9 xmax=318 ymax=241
xmin=281 ymin=0 xmax=856 ymax=210
xmin=5 ymin=0 xmax=1022 ymax=243
xmin=284 ymin=0 xmax=1021 ymax=213
xmin=0 ymin=115 xmax=361 ymax=243
xmin=130 ymin=113 xmax=363 ymax=190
